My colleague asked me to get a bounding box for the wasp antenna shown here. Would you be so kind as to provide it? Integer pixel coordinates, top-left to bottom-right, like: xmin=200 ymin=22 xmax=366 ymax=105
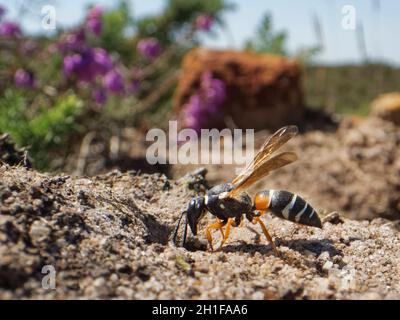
xmin=172 ymin=210 xmax=187 ymax=246
xmin=182 ymin=213 xmax=189 ymax=247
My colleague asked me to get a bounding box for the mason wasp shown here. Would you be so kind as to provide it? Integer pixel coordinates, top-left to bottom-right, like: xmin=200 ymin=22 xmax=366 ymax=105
xmin=172 ymin=126 xmax=322 ymax=254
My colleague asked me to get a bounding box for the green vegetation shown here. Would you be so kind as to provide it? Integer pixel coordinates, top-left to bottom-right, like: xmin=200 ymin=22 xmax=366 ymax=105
xmin=245 ymin=13 xmax=288 ymax=56
xmin=304 ymin=64 xmax=400 ymax=116
xmin=0 ymin=90 xmax=82 ymax=169
xmin=244 ymin=12 xmax=321 ymax=63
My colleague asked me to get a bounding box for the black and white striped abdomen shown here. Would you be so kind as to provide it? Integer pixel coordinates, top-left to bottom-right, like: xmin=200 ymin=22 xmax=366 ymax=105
xmin=256 ymin=190 xmax=322 ymax=228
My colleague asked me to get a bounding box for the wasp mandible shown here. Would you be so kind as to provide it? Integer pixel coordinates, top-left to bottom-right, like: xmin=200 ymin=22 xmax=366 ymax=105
xmin=172 ymin=126 xmax=322 ymax=254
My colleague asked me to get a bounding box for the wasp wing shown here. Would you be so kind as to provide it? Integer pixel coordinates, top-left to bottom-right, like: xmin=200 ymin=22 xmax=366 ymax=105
xmin=229 ymin=126 xmax=298 ymax=195
xmin=232 ymin=125 xmax=298 ymax=185
xmin=228 ymin=151 xmax=298 ymax=195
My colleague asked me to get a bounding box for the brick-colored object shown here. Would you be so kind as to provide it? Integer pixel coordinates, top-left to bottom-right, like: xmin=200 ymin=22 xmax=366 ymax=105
xmin=371 ymin=92 xmax=400 ymax=125
xmin=174 ymin=48 xmax=304 ymax=130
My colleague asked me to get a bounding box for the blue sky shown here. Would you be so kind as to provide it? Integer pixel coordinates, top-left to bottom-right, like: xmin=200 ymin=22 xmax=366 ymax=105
xmin=1 ymin=0 xmax=399 ymax=65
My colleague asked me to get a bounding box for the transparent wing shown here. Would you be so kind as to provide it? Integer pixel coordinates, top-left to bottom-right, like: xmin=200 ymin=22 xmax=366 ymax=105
xmin=229 ymin=126 xmax=298 ymax=195
xmin=229 ymin=152 xmax=297 ymax=195
xmin=232 ymin=126 xmax=298 ymax=185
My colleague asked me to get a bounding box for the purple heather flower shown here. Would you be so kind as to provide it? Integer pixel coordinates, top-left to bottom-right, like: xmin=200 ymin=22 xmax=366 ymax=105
xmin=92 ymin=47 xmax=113 ymax=75
xmin=93 ymin=89 xmax=107 ymax=105
xmin=87 ymin=18 xmax=102 ymax=36
xmin=73 ymin=49 xmax=97 ymax=82
xmin=195 ymin=14 xmax=213 ymax=31
xmin=58 ymin=29 xmax=86 ymax=52
xmin=87 ymin=5 xmax=103 ymax=19
xmin=182 ymin=95 xmax=203 ymax=129
xmin=201 ymin=71 xmax=226 ymax=106
xmin=14 ymin=69 xmax=34 ymax=88
xmin=181 ymin=72 xmax=226 ymax=131
xmin=63 ymin=47 xmax=113 ymax=83
xmin=0 ymin=21 xmax=21 ymax=37
xmin=137 ymin=38 xmax=161 ymax=59
xmin=187 ymin=95 xmax=204 ymax=117
xmin=103 ymin=70 xmax=124 ymax=93
xmin=63 ymin=54 xmax=83 ymax=77
xmin=86 ymin=5 xmax=103 ymax=37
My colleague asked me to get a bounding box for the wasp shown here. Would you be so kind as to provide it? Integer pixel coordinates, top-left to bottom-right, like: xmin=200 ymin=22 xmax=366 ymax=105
xmin=172 ymin=125 xmax=322 ymax=254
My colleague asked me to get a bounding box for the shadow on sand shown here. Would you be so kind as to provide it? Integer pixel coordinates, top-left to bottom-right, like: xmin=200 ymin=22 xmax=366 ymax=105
xmin=221 ymin=225 xmax=343 ymax=259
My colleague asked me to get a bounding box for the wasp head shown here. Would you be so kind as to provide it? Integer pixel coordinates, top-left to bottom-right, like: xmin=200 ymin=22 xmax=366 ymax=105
xmin=186 ymin=196 xmax=206 ymax=236
xmin=172 ymin=196 xmax=206 ymax=247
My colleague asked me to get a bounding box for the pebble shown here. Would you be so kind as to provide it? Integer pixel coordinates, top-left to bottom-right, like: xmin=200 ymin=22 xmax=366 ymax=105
xmin=29 ymin=220 xmax=50 ymax=242
xmin=322 ymin=261 xmax=334 ymax=272
xmin=109 ymin=273 xmax=119 ymax=282
xmin=4 ymin=196 xmax=15 ymax=204
xmin=252 ymin=291 xmax=265 ymax=300
xmin=117 ymin=286 xmax=134 ymax=298
xmin=318 ymin=251 xmax=330 ymax=262
xmin=93 ymin=277 xmax=106 ymax=287
xmin=304 ymin=250 xmax=316 ymax=257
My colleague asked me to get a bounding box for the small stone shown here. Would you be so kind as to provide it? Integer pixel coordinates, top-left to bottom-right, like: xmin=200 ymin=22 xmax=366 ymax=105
xmin=4 ymin=196 xmax=15 ymax=204
xmin=315 ymin=277 xmax=329 ymax=292
xmin=322 ymin=261 xmax=334 ymax=272
xmin=318 ymin=251 xmax=330 ymax=262
xmin=109 ymin=273 xmax=119 ymax=282
xmin=56 ymin=238 xmax=66 ymax=247
xmin=252 ymin=291 xmax=264 ymax=300
xmin=29 ymin=220 xmax=50 ymax=242
xmin=117 ymin=286 xmax=134 ymax=298
xmin=93 ymin=277 xmax=106 ymax=287
xmin=323 ymin=212 xmax=344 ymax=224
xmin=304 ymin=250 xmax=316 ymax=257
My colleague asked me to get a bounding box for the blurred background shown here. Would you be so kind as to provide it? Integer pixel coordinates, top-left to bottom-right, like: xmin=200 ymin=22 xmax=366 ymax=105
xmin=1 ymin=0 xmax=399 ymax=221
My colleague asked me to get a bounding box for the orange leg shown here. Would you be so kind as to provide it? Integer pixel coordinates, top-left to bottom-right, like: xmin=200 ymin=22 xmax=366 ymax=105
xmin=217 ymin=218 xmax=236 ymax=250
xmin=252 ymin=216 xmax=279 ymax=256
xmin=205 ymin=219 xmax=226 ymax=251
xmin=218 ymin=220 xmax=225 ymax=238
xmin=238 ymin=216 xmax=245 ymax=228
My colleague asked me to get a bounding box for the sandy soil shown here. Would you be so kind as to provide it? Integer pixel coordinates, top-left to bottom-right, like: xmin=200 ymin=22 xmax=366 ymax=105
xmin=1 ymin=164 xmax=400 ymax=299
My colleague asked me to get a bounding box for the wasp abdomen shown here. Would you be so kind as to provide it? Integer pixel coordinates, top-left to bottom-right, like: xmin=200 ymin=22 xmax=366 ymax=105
xmin=254 ymin=190 xmax=322 ymax=228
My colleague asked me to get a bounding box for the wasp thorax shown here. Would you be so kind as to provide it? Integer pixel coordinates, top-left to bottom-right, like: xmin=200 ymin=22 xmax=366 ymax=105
xmin=205 ymin=190 xmax=252 ymax=220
